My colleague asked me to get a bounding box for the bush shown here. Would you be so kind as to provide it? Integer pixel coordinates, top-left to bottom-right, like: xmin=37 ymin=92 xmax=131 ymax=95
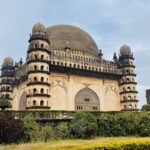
xmin=69 ymin=112 xmax=98 ymax=139
xmin=56 ymin=122 xmax=69 ymax=139
xmin=1 ymin=111 xmax=150 ymax=142
xmin=98 ymin=112 xmax=150 ymax=137
xmin=0 ymin=113 xmax=25 ymax=144
xmin=141 ymin=104 xmax=150 ymax=111
xmin=0 ymin=100 xmax=12 ymax=110
xmin=137 ymin=112 xmax=150 ymax=136
xmin=40 ymin=124 xmax=54 ymax=142
xmin=98 ymin=113 xmax=122 ymax=136
xmin=23 ymin=114 xmax=39 ymax=142
xmin=79 ymin=141 xmax=150 ymax=150
xmin=98 ymin=112 xmax=140 ymax=136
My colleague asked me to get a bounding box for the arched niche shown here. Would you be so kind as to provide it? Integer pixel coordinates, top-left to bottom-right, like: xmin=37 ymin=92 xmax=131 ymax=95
xmin=104 ymin=90 xmax=119 ymax=111
xmin=19 ymin=92 xmax=27 ymax=110
xmin=75 ymin=88 xmax=100 ymax=111
xmin=50 ymin=86 xmax=67 ymax=110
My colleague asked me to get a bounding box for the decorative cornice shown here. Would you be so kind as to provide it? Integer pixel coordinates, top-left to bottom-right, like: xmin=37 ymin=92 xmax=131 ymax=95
xmin=28 ymin=34 xmax=50 ymax=44
xmin=122 ymin=73 xmax=136 ymax=77
xmin=120 ymin=91 xmax=138 ymax=94
xmin=119 ymin=82 xmax=137 ymax=86
xmin=120 ymin=99 xmax=139 ymax=103
xmin=27 ymin=48 xmax=50 ymax=54
xmin=0 ymin=82 xmax=12 ymax=85
xmin=27 ymin=59 xmax=49 ymax=65
xmin=0 ymin=89 xmax=13 ymax=92
xmin=27 ymin=82 xmax=50 ymax=86
xmin=121 ymin=108 xmax=139 ymax=111
xmin=49 ymin=65 xmax=122 ymax=80
xmin=119 ymin=55 xmax=134 ymax=60
xmin=118 ymin=65 xmax=135 ymax=69
xmin=28 ymin=70 xmax=50 ymax=75
xmin=26 ymin=106 xmax=50 ymax=109
xmin=0 ymin=75 xmax=14 ymax=78
xmin=1 ymin=66 xmax=15 ymax=70
xmin=26 ymin=93 xmax=50 ymax=98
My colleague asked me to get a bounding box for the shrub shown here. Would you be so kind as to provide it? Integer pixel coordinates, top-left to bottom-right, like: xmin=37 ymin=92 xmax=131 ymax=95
xmin=137 ymin=112 xmax=150 ymax=136
xmin=98 ymin=112 xmax=150 ymax=137
xmin=141 ymin=104 xmax=150 ymax=111
xmin=0 ymin=100 xmax=12 ymax=110
xmin=56 ymin=122 xmax=69 ymax=139
xmin=23 ymin=114 xmax=39 ymax=142
xmin=117 ymin=112 xmax=139 ymax=135
xmin=0 ymin=112 xmax=25 ymax=144
xmin=98 ymin=112 xmax=140 ymax=136
xmin=40 ymin=124 xmax=54 ymax=142
xmin=98 ymin=113 xmax=123 ymax=136
xmin=69 ymin=112 xmax=98 ymax=139
xmin=79 ymin=141 xmax=150 ymax=150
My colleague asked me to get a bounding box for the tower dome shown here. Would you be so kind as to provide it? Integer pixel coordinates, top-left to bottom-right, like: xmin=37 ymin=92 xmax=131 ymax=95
xmin=3 ymin=57 xmax=14 ymax=65
xmin=32 ymin=23 xmax=46 ymax=35
xmin=120 ymin=45 xmax=131 ymax=55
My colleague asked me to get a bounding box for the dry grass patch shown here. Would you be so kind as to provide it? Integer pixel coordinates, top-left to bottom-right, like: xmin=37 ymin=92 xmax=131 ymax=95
xmin=1 ymin=137 xmax=150 ymax=150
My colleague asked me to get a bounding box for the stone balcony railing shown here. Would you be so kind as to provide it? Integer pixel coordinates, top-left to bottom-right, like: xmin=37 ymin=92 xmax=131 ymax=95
xmin=50 ymin=54 xmax=121 ymax=75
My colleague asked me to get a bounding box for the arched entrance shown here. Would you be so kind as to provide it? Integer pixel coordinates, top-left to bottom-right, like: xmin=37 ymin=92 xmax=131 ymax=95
xmin=75 ymin=88 xmax=100 ymax=111
xmin=19 ymin=92 xmax=27 ymax=110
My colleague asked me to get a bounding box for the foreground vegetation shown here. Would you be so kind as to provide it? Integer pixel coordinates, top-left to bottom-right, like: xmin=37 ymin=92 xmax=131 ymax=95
xmin=1 ymin=137 xmax=150 ymax=150
xmin=1 ymin=111 xmax=150 ymax=149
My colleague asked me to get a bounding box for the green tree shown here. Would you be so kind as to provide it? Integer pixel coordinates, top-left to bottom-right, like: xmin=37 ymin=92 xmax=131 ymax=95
xmin=137 ymin=112 xmax=150 ymax=136
xmin=0 ymin=99 xmax=12 ymax=110
xmin=56 ymin=122 xmax=69 ymax=139
xmin=23 ymin=114 xmax=39 ymax=141
xmin=141 ymin=104 xmax=150 ymax=111
xmin=0 ymin=113 xmax=25 ymax=144
xmin=70 ymin=112 xmax=98 ymax=139
xmin=40 ymin=124 xmax=54 ymax=142
xmin=98 ymin=112 xmax=139 ymax=136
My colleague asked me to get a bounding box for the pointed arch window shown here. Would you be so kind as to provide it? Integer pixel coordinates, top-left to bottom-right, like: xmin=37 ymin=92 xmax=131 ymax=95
xmin=40 ymin=100 xmax=44 ymax=106
xmin=41 ymin=65 xmax=44 ymax=71
xmin=41 ymin=77 xmax=44 ymax=82
xmin=34 ymin=65 xmax=37 ymax=70
xmin=41 ymin=44 xmax=44 ymax=49
xmin=33 ymin=88 xmax=37 ymax=94
xmin=33 ymin=100 xmax=36 ymax=106
xmin=41 ymin=55 xmax=44 ymax=60
xmin=41 ymin=88 xmax=44 ymax=94
xmin=34 ymin=77 xmax=37 ymax=82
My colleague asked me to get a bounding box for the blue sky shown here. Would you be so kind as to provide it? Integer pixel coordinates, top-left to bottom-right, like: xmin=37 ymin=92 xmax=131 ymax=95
xmin=0 ymin=0 xmax=150 ymax=108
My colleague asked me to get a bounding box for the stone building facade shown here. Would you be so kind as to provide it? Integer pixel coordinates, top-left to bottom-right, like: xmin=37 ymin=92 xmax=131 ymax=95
xmin=0 ymin=23 xmax=138 ymax=111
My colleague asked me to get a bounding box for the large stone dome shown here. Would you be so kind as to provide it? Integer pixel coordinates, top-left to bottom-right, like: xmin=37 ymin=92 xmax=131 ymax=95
xmin=46 ymin=25 xmax=98 ymax=53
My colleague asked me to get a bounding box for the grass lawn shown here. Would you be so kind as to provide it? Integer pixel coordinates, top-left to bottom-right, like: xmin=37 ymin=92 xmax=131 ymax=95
xmin=1 ymin=137 xmax=150 ymax=150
